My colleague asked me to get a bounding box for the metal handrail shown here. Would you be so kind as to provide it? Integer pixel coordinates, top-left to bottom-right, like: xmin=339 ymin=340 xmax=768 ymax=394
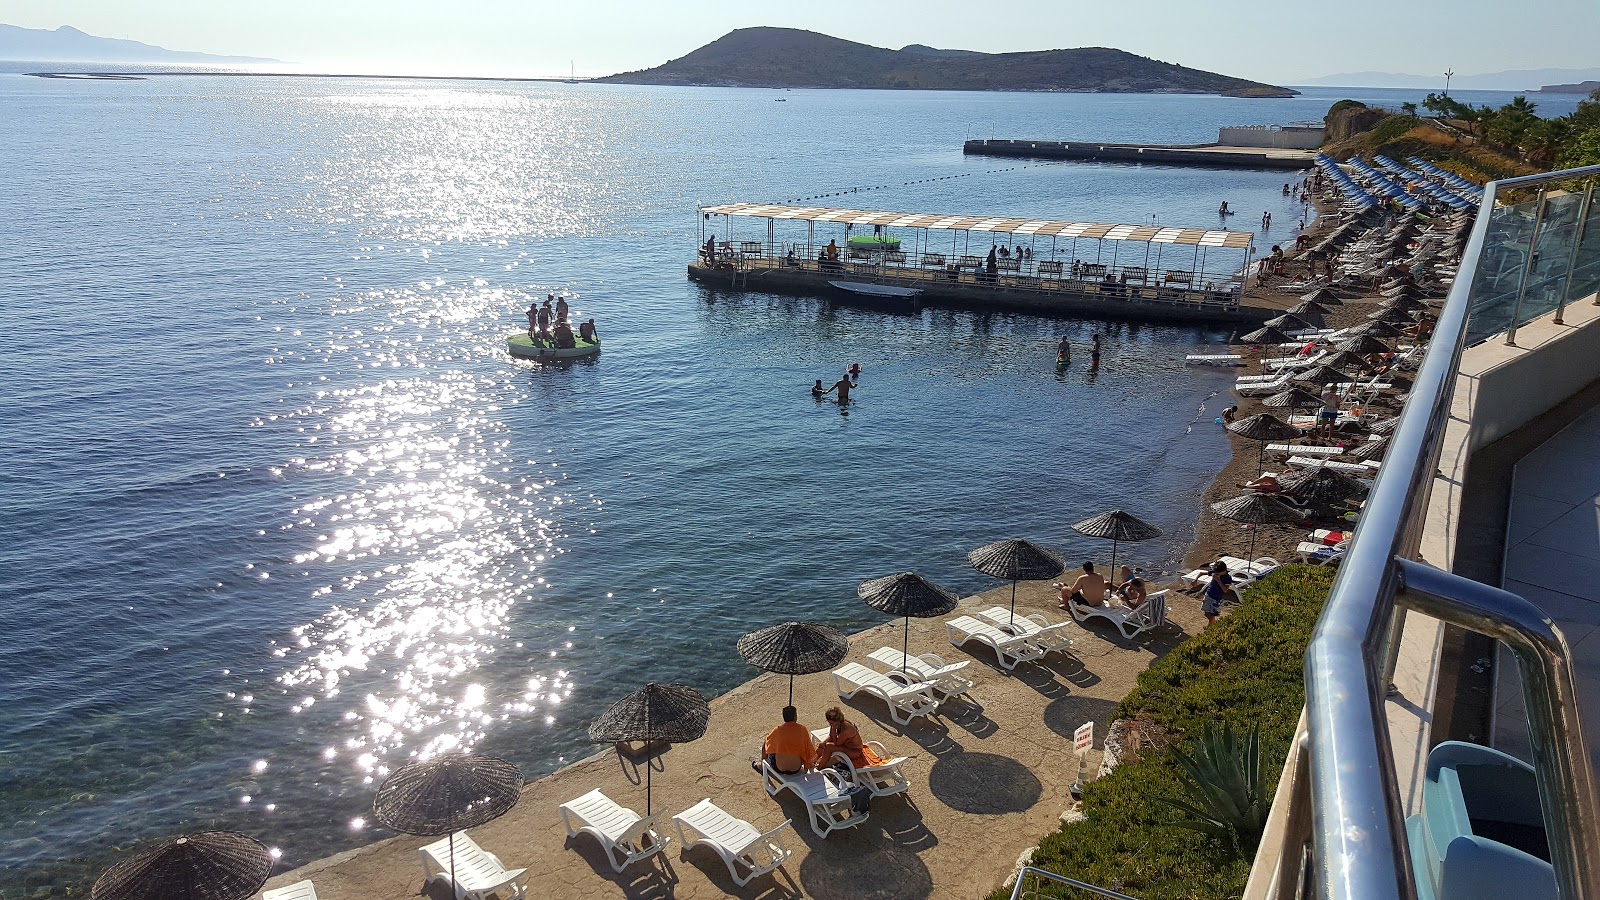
xmin=1303 ymin=163 xmax=1600 ymax=900
xmin=1010 ymin=866 xmax=1139 ymax=900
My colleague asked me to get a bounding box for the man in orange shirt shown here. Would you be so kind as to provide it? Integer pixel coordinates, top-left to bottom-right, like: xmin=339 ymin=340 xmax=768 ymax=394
xmin=755 ymin=706 xmax=815 ymax=775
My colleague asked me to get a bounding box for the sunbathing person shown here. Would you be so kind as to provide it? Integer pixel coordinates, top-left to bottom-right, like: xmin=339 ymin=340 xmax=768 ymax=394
xmin=1237 ymin=473 xmax=1283 ymax=494
xmin=754 ymin=705 xmax=815 ymax=775
xmin=814 ymin=706 xmax=884 ymax=771
xmin=1119 ymin=577 xmax=1148 ymax=610
xmin=1056 ymin=561 xmax=1108 ymax=609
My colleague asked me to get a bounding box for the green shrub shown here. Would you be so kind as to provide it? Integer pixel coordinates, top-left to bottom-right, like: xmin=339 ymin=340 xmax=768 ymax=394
xmin=990 ymin=566 xmax=1333 ymax=900
xmin=1328 ymin=99 xmax=1368 ymax=116
xmin=1369 ymin=115 xmax=1418 ymax=146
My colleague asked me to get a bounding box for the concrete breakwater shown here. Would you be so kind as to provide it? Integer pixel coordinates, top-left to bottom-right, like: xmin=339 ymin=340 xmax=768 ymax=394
xmin=964 ymin=138 xmax=1316 ymax=170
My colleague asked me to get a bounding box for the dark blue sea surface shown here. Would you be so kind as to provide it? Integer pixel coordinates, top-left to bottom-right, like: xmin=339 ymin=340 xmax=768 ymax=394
xmin=0 ymin=73 xmax=1502 ymax=892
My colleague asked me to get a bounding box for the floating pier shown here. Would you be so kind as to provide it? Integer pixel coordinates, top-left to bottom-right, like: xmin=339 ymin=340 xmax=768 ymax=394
xmin=963 ymin=139 xmax=1316 ymax=170
xmin=692 ymin=201 xmax=1275 ymax=325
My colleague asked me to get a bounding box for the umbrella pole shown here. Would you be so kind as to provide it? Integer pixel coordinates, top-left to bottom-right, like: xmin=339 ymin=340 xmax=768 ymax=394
xmin=450 ymin=833 xmax=456 ymax=900
xmin=788 ymin=674 xmax=794 ymax=707
xmin=646 ymin=758 xmax=653 ymax=816
xmin=1248 ymin=524 xmax=1258 ymax=564
xmin=1110 ymin=538 xmax=1119 ymax=579
xmin=1009 ymin=578 xmax=1018 ymax=625
xmin=903 ymin=616 xmax=911 ymax=670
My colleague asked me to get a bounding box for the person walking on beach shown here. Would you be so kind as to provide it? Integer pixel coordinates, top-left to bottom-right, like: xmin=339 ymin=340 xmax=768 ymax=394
xmin=1202 ymin=562 xmax=1233 ymax=627
xmin=1319 ymin=382 xmax=1341 ymax=439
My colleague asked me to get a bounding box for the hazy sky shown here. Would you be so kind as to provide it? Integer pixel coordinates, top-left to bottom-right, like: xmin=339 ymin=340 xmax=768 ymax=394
xmin=6 ymin=0 xmax=1598 ymax=84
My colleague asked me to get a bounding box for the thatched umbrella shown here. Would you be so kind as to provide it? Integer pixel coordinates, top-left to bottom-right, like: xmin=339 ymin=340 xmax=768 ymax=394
xmin=1210 ymin=493 xmax=1306 ymax=562
xmin=1238 ymin=325 xmax=1291 ymax=345
xmin=1278 ymin=466 xmax=1369 ymax=504
xmin=1368 ymin=415 xmax=1401 ymax=436
xmin=1347 ymin=320 xmax=1403 ymax=338
xmin=1226 ymin=413 xmax=1302 ymax=471
xmin=737 ymin=622 xmax=849 ymax=707
xmin=1302 ymin=287 xmax=1342 ymax=305
xmin=1293 ymin=364 xmax=1353 ymax=387
xmin=1262 ymin=387 xmax=1325 ymax=410
xmin=1264 ymin=313 xmax=1315 ymax=332
xmin=1287 ymin=299 xmax=1331 ymax=318
xmin=968 ymin=539 xmax=1065 ymax=624
xmin=1350 ymin=435 xmax=1390 ymax=461
xmin=372 ymin=754 xmax=523 ymax=890
xmin=1369 ymin=308 xmax=1416 ymax=327
xmin=1321 ymin=350 xmax=1371 ymax=372
xmin=1071 ymin=510 xmax=1163 ymax=579
xmin=857 ymin=573 xmax=960 ymax=668
xmin=92 ymin=833 xmax=273 ymax=900
xmin=589 ymin=684 xmax=710 ymax=814
xmin=1336 ymin=335 xmax=1392 ymax=355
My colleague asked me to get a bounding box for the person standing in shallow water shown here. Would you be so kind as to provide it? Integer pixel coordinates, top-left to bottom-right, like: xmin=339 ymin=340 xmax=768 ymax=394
xmin=1090 ymin=334 xmax=1102 ymax=368
xmin=821 ymin=375 xmax=855 ymax=404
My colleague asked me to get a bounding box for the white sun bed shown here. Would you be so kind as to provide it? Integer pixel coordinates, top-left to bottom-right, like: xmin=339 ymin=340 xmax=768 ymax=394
xmin=1296 ymin=540 xmax=1349 ymax=566
xmin=1184 ymin=354 xmax=1245 ymax=366
xmin=263 ymin=882 xmax=318 ymax=900
xmin=1065 ymin=590 xmax=1171 ymax=639
xmin=418 ymin=833 xmax=528 ymax=900
xmin=559 ymin=788 xmax=671 ymax=873
xmin=1267 ymin=443 xmax=1344 ymax=456
xmin=971 ymin=606 xmax=1075 ymax=655
xmin=759 ymin=759 xmax=872 ymax=838
xmin=1288 ymin=456 xmax=1372 ymax=473
xmin=945 ymin=615 xmax=1048 ymax=670
xmin=808 ymin=727 xmax=911 ymax=799
xmin=831 ymin=662 xmax=941 ymax=724
xmin=1182 ymin=557 xmax=1280 ymax=591
xmin=865 ymin=647 xmax=973 ymax=698
xmin=672 ymin=799 xmax=793 ymax=887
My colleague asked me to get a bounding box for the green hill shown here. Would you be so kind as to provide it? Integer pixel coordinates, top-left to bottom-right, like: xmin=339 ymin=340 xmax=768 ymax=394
xmin=601 ymin=28 xmax=1296 ymax=97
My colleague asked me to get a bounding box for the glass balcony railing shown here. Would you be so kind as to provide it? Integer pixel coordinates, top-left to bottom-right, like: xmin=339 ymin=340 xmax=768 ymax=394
xmin=1465 ymin=171 xmax=1600 ymax=345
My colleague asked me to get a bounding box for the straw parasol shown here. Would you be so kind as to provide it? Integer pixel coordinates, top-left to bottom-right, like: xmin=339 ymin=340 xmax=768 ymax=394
xmin=1320 ymin=350 xmax=1371 ymax=372
xmin=1302 ymin=287 xmax=1342 ymax=305
xmin=1368 ymin=415 xmax=1401 ymax=436
xmin=372 ymin=754 xmax=523 ymax=891
xmin=1293 ymin=364 xmax=1352 ymax=386
xmin=1347 ymin=320 xmax=1403 ymax=338
xmin=858 ymin=572 xmax=960 ymax=668
xmin=1071 ymin=509 xmax=1163 ymax=579
xmin=1368 ymin=308 xmax=1416 ymax=327
xmin=589 ymin=683 xmax=710 ymax=814
xmin=968 ymin=539 xmax=1066 ymax=624
xmin=1287 ymin=299 xmax=1331 ymax=318
xmin=1226 ymin=413 xmax=1302 ymax=471
xmin=1210 ymin=493 xmax=1306 ymax=562
xmin=92 ymin=832 xmax=273 ymax=900
xmin=1238 ymin=325 xmax=1291 ymax=345
xmin=1336 ymin=335 xmax=1392 ymax=355
xmin=1350 ymin=435 xmax=1391 ymax=461
xmin=1278 ymin=466 xmax=1369 ymax=504
xmin=1261 ymin=387 xmax=1325 ymax=410
xmin=1264 ymin=313 xmax=1314 ymax=332
xmin=737 ymin=621 xmax=849 ymax=707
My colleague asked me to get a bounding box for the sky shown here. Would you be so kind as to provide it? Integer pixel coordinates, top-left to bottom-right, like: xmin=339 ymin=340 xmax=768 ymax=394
xmin=5 ymin=0 xmax=1599 ymax=84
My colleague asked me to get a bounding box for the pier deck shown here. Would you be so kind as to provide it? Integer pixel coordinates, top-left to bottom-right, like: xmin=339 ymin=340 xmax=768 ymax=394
xmin=965 ymin=138 xmax=1316 ymax=170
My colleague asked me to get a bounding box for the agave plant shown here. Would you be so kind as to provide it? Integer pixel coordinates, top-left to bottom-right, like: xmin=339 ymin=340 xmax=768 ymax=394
xmin=1149 ymin=721 xmax=1271 ymax=857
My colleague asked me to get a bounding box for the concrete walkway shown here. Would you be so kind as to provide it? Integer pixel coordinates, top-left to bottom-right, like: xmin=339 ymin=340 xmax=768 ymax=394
xmin=260 ymin=582 xmax=1204 ymax=900
xmin=1497 ymin=402 xmax=1600 ymax=773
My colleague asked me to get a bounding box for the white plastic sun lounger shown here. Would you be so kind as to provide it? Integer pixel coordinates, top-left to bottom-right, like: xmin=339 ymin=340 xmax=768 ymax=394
xmin=808 ymin=727 xmax=911 ymax=798
xmin=263 ymin=882 xmax=319 ymax=900
xmin=672 ymin=799 xmax=793 ymax=887
xmin=1066 ymin=590 xmax=1171 ymax=639
xmin=945 ymin=615 xmax=1047 ymax=670
xmin=1267 ymin=443 xmax=1344 ymax=456
xmin=1184 ymin=354 xmax=1245 ymax=366
xmin=1288 ymin=456 xmax=1371 ymax=473
xmin=1183 ymin=557 xmax=1280 ymax=591
xmin=559 ymin=788 xmax=671 ymax=872
xmin=831 ymin=662 xmax=941 ymax=724
xmin=759 ymin=759 xmax=872 ymax=837
xmin=865 ymin=647 xmax=973 ymax=698
xmin=1296 ymin=540 xmax=1349 ymax=565
xmin=971 ymin=606 xmax=1075 ymax=655
xmin=418 ymin=833 xmax=528 ymax=900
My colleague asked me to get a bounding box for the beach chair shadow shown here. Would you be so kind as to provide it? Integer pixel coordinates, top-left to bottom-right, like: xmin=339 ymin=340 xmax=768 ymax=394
xmin=563 ymin=839 xmax=680 ymax=900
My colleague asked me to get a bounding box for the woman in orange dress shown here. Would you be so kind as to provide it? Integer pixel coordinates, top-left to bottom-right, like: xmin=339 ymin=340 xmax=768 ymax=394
xmin=814 ymin=706 xmax=885 ymax=770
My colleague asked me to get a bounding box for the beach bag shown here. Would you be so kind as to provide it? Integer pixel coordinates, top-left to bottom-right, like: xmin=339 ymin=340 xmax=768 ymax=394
xmin=845 ymin=784 xmax=872 ymax=815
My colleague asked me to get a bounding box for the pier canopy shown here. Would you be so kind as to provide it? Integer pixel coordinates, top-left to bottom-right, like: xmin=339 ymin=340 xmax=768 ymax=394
xmin=700 ymin=202 xmax=1253 ymax=249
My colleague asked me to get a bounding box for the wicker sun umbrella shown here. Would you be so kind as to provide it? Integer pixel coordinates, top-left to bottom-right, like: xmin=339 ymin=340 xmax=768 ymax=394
xmin=1210 ymin=493 xmax=1306 ymax=562
xmin=1302 ymin=287 xmax=1342 ymax=305
xmin=1348 ymin=320 xmax=1403 ymax=338
xmin=1350 ymin=435 xmax=1391 ymax=461
xmin=1071 ymin=509 xmax=1163 ymax=580
xmin=1320 ymin=350 xmax=1371 ymax=372
xmin=858 ymin=572 xmax=960 ymax=668
xmin=1226 ymin=413 xmax=1302 ymax=471
xmin=1278 ymin=465 xmax=1369 ymax=504
xmin=968 ymin=539 xmax=1066 ymax=624
xmin=1369 ymin=308 xmax=1416 ymax=327
xmin=1264 ymin=313 xmax=1314 ymax=332
xmin=372 ymin=754 xmax=523 ymax=892
xmin=737 ymin=621 xmax=849 ymax=707
xmin=1287 ymin=300 xmax=1331 ymax=318
xmin=1336 ymin=335 xmax=1392 ymax=355
xmin=92 ymin=832 xmax=273 ymax=900
xmin=1293 ymin=364 xmax=1352 ymax=387
xmin=1238 ymin=325 xmax=1291 ymax=345
xmin=1262 ymin=387 xmax=1324 ymax=410
xmin=589 ymin=683 xmax=710 ymax=814
xmin=1368 ymin=415 xmax=1401 ymax=436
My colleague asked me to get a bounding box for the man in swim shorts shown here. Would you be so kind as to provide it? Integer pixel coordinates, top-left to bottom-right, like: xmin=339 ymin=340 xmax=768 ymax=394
xmin=822 ymin=376 xmax=855 ymax=404
xmin=526 ymin=302 xmax=539 ymax=340
xmin=1319 ymin=382 xmax=1340 ymax=438
xmin=1057 ymin=562 xmax=1108 ymax=609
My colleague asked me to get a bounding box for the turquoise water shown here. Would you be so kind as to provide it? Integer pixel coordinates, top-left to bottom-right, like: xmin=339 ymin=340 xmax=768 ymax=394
xmin=0 ymin=72 xmax=1534 ymax=892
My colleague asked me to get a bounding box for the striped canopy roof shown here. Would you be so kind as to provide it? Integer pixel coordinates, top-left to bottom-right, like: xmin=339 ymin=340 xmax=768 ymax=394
xmin=701 ymin=202 xmax=1254 ymax=249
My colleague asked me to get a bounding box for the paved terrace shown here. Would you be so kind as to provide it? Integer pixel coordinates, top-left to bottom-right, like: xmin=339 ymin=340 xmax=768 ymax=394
xmin=263 ymin=583 xmax=1206 ymax=900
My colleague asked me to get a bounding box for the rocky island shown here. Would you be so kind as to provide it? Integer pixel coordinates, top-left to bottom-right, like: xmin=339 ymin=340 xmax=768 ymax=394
xmin=601 ymin=27 xmax=1297 ymax=97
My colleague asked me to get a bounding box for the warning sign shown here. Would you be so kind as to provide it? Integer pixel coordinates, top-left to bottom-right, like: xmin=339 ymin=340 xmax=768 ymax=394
xmin=1074 ymin=721 xmax=1094 ymax=755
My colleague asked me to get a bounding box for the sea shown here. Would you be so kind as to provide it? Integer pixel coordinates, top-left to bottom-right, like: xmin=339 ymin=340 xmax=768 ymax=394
xmin=0 ymin=66 xmax=1577 ymax=894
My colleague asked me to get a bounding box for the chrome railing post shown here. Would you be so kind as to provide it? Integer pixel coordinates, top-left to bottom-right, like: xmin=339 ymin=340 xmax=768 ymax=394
xmin=1505 ymin=186 xmax=1548 ymax=346
xmin=1555 ymin=181 xmax=1593 ymax=325
xmin=1395 ymin=561 xmax=1600 ymax=899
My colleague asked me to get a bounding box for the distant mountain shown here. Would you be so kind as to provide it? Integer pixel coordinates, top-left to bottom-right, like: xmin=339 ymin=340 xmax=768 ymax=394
xmin=0 ymin=23 xmax=277 ymax=64
xmin=1538 ymin=80 xmax=1600 ymax=95
xmin=601 ymin=27 xmax=1296 ymax=97
xmin=1300 ymin=67 xmax=1600 ymax=92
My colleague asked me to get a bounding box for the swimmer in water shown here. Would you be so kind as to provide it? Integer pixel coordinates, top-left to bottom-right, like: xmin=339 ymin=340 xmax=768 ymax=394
xmin=1056 ymin=336 xmax=1071 ymax=365
xmin=847 ymin=363 xmax=862 ymax=382
xmin=811 ymin=379 xmax=825 ymax=398
xmin=1090 ymin=333 xmax=1102 ymax=367
xmin=822 ymin=376 xmax=855 ymax=404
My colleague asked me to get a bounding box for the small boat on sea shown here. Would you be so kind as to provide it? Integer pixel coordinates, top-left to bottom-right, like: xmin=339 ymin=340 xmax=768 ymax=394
xmin=827 ymin=280 xmax=922 ymax=312
xmin=507 ymin=333 xmax=601 ymax=360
